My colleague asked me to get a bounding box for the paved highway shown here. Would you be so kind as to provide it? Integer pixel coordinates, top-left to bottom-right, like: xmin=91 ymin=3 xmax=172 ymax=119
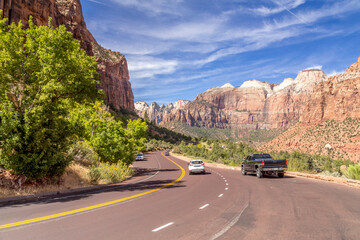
xmin=0 ymin=151 xmax=360 ymax=239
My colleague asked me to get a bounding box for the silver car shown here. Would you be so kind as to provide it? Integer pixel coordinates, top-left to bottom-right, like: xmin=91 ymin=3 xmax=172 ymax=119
xmin=188 ymin=159 xmax=205 ymax=175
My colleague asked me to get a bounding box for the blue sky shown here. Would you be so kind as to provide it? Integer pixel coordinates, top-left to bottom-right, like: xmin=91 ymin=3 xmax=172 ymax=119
xmin=82 ymin=0 xmax=360 ymax=105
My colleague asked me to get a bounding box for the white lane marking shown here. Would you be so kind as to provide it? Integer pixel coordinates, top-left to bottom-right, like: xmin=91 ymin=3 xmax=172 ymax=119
xmin=226 ymin=183 xmax=229 ymax=186
xmin=224 ymin=180 xmax=227 ymax=182
xmin=210 ymin=203 xmax=249 ymax=240
xmin=152 ymin=222 xmax=174 ymax=232
xmin=225 ymin=188 xmax=228 ymax=191
xmin=199 ymin=204 xmax=210 ymax=209
xmin=218 ymin=194 xmax=223 ymax=198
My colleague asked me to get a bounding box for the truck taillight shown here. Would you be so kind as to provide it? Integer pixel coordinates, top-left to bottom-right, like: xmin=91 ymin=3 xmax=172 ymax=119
xmin=286 ymin=159 xmax=287 ymax=165
xmin=262 ymin=160 xmax=265 ymax=166
xmin=190 ymin=164 xmax=193 ymax=166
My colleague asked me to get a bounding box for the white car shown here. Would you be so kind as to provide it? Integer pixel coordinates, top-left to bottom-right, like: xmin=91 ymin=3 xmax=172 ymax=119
xmin=136 ymin=153 xmax=144 ymax=161
xmin=188 ymin=159 xmax=205 ymax=175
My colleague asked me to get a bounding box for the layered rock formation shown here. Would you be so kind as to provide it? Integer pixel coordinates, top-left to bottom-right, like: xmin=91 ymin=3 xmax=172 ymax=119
xmin=159 ymin=69 xmax=329 ymax=130
xmin=135 ymin=100 xmax=190 ymax=124
xmin=1 ymin=0 xmax=134 ymax=110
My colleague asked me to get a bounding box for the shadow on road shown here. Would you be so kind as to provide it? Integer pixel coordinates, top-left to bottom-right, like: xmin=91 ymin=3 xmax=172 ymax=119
xmin=245 ymin=174 xmax=295 ymax=179
xmin=0 ymin=169 xmax=185 ymax=208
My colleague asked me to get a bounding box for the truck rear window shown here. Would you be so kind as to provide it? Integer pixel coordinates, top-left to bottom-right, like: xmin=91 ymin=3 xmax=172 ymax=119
xmin=253 ymin=154 xmax=271 ymax=159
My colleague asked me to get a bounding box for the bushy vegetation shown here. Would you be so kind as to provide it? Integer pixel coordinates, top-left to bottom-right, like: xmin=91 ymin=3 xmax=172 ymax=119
xmin=269 ymin=151 xmax=353 ymax=174
xmin=0 ymin=15 xmax=101 ymax=180
xmin=175 ymin=138 xmax=357 ymax=179
xmin=176 ymin=139 xmax=256 ymax=166
xmin=342 ymin=164 xmax=360 ymax=180
xmin=147 ymin=121 xmax=192 ymax=144
xmin=0 ymin=14 xmax=147 ymax=182
xmin=89 ymin=162 xmax=134 ymax=184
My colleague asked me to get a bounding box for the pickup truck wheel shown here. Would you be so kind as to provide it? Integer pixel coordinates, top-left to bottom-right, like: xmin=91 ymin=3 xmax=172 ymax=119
xmin=241 ymin=167 xmax=247 ymax=175
xmin=278 ymin=172 xmax=284 ymax=178
xmin=256 ymin=168 xmax=263 ymax=178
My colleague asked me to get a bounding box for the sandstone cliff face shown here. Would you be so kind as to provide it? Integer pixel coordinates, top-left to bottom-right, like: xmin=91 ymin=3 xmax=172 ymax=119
xmin=160 ymin=69 xmax=328 ymax=130
xmin=1 ymin=0 xmax=134 ymax=110
xmin=135 ymin=100 xmax=190 ymax=124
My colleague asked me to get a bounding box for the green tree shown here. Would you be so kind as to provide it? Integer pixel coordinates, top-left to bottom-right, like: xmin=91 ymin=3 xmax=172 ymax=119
xmin=70 ymin=102 xmax=148 ymax=165
xmin=0 ymin=14 xmax=102 ymax=180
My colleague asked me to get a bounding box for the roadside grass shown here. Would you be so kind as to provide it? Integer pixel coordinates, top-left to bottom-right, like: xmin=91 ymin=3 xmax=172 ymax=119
xmin=342 ymin=164 xmax=360 ymax=180
xmin=0 ymin=163 xmax=92 ymax=198
xmin=89 ymin=162 xmax=134 ymax=184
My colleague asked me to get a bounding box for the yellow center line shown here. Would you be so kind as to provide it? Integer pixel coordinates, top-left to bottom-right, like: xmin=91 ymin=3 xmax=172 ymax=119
xmin=0 ymin=152 xmax=185 ymax=230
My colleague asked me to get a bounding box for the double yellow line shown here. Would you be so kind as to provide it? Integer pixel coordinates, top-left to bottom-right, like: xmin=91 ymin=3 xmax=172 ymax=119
xmin=0 ymin=152 xmax=185 ymax=229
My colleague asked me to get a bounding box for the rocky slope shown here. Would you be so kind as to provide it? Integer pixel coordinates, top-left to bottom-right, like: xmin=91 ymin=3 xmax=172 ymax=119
xmin=263 ymin=57 xmax=360 ymax=162
xmin=1 ymin=0 xmax=134 ymax=110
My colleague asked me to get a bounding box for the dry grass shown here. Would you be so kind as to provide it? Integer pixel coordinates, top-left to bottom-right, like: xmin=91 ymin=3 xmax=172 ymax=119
xmin=0 ymin=163 xmax=93 ymax=199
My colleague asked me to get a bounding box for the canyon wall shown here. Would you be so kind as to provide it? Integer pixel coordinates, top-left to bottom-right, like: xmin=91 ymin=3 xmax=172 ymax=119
xmin=136 ymin=56 xmax=360 ymax=143
xmin=1 ymin=0 xmax=134 ymax=110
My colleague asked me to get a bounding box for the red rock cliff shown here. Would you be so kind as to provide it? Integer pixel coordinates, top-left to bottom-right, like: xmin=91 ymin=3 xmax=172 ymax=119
xmin=1 ymin=0 xmax=134 ymax=110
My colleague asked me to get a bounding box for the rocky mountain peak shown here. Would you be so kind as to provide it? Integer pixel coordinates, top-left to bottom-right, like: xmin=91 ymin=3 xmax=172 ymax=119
xmin=150 ymin=102 xmax=160 ymax=111
xmin=134 ymin=101 xmax=148 ymax=111
xmin=293 ymin=69 xmax=327 ymax=92
xmin=346 ymin=56 xmax=360 ymax=73
xmin=174 ymin=100 xmax=190 ymax=110
xmin=273 ymin=78 xmax=295 ymax=92
xmin=221 ymin=83 xmax=235 ymax=88
xmin=240 ymin=80 xmax=275 ymax=93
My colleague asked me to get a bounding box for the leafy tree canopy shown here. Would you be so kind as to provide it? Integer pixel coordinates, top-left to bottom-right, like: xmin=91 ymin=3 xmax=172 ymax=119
xmin=0 ymin=13 xmax=102 ymax=180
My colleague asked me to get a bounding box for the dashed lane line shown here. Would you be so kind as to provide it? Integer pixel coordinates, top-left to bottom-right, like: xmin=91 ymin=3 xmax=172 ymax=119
xmin=152 ymin=222 xmax=174 ymax=232
xmin=199 ymin=204 xmax=210 ymax=210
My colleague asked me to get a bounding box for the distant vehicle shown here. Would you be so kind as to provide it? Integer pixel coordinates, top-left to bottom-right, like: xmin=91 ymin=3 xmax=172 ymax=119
xmin=165 ymin=151 xmax=170 ymax=156
xmin=136 ymin=153 xmax=144 ymax=161
xmin=188 ymin=159 xmax=205 ymax=175
xmin=241 ymin=154 xmax=287 ymax=178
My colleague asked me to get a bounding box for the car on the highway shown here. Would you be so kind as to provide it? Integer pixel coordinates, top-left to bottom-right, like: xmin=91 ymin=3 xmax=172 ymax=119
xmin=165 ymin=151 xmax=170 ymax=156
xmin=136 ymin=153 xmax=144 ymax=161
xmin=188 ymin=159 xmax=205 ymax=175
xmin=241 ymin=153 xmax=287 ymax=178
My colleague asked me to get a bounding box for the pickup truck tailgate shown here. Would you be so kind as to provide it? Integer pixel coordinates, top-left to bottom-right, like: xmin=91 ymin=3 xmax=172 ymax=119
xmin=261 ymin=158 xmax=286 ymax=167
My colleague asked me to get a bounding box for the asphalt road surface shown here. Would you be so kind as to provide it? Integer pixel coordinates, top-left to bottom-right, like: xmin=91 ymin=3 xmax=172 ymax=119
xmin=0 ymin=151 xmax=360 ymax=240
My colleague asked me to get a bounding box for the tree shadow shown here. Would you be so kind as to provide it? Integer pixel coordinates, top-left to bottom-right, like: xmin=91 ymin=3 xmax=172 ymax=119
xmin=0 ymin=172 xmax=185 ymax=208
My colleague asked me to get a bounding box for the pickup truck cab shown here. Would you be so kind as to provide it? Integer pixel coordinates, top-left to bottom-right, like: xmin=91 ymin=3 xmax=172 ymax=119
xmin=241 ymin=154 xmax=287 ymax=178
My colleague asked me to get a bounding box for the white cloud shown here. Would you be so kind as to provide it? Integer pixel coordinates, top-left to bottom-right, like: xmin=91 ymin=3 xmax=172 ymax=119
xmin=127 ymin=56 xmax=178 ymax=79
xmin=109 ymin=0 xmax=184 ymax=16
xmin=305 ymin=65 xmax=323 ymax=70
xmin=252 ymin=0 xmax=306 ymax=16
xmin=88 ymin=0 xmax=107 ymax=6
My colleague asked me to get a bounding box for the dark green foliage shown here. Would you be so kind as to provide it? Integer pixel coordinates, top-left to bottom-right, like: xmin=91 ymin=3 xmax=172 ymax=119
xmin=69 ymin=103 xmax=148 ymax=165
xmin=147 ymin=121 xmax=192 ymax=144
xmin=0 ymin=14 xmax=102 ymax=180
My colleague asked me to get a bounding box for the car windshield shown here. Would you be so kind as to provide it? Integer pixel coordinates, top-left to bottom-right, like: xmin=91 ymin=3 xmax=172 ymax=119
xmin=137 ymin=154 xmax=143 ymax=156
xmin=191 ymin=161 xmax=203 ymax=164
xmin=253 ymin=154 xmax=271 ymax=159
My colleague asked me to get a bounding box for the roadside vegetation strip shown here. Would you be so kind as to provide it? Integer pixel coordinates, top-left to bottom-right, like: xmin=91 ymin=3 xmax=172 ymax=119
xmin=0 ymin=152 xmax=185 ymax=230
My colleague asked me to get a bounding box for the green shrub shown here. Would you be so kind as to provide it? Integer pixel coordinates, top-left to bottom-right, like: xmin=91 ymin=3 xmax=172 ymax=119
xmin=89 ymin=162 xmax=134 ymax=184
xmin=343 ymin=164 xmax=360 ymax=180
